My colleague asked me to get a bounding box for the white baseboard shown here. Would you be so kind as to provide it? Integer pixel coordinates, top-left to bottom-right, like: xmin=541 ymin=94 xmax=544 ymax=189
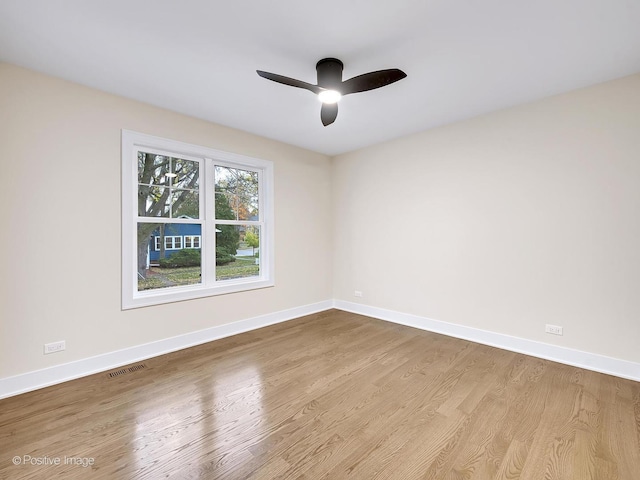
xmin=3 ymin=299 xmax=637 ymax=399
xmin=333 ymin=300 xmax=640 ymax=383
xmin=0 ymin=300 xmax=333 ymax=399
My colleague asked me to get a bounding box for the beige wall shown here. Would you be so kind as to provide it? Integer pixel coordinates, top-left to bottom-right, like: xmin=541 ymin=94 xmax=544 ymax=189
xmin=0 ymin=63 xmax=333 ymax=377
xmin=2 ymin=61 xmax=639 ymax=382
xmin=332 ymin=74 xmax=640 ymax=363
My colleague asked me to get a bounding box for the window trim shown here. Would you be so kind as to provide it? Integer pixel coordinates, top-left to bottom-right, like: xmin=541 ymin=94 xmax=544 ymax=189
xmin=164 ymin=236 xmax=182 ymax=250
xmin=183 ymin=235 xmax=201 ymax=249
xmin=122 ymin=130 xmax=274 ymax=309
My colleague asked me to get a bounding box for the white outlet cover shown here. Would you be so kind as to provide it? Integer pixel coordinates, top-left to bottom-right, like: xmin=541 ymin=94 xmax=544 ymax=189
xmin=545 ymin=325 xmax=563 ymax=336
xmin=44 ymin=341 xmax=66 ymax=354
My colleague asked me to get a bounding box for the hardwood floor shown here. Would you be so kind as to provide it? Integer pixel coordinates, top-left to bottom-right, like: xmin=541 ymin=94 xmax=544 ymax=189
xmin=1 ymin=309 xmax=639 ymax=479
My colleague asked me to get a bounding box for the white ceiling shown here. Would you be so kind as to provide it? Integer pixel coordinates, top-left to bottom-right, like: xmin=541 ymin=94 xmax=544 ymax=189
xmin=1 ymin=1 xmax=639 ymax=156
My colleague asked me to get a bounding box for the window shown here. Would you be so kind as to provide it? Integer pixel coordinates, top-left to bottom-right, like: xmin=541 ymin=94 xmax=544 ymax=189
xmin=122 ymin=130 xmax=274 ymax=309
xmin=155 ymin=236 xmax=183 ymax=250
xmin=165 ymin=236 xmax=182 ymax=250
xmin=184 ymin=235 xmax=201 ymax=248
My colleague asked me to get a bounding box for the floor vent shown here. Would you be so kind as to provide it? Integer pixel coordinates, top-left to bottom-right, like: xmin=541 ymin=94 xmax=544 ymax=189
xmin=107 ymin=363 xmax=147 ymax=378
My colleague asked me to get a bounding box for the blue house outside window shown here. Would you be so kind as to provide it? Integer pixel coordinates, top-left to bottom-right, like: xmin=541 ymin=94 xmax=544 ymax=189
xmin=149 ymin=223 xmax=202 ymax=264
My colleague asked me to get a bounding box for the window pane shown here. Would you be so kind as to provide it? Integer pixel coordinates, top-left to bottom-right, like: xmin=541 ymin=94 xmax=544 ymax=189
xmin=138 ymin=188 xmax=199 ymax=218
xmin=171 ymin=189 xmax=199 ymax=218
xmin=172 ymin=158 xmax=199 ymax=189
xmin=138 ymin=153 xmax=199 ymax=186
xmin=216 ymin=225 xmax=260 ymax=281
xmin=138 ymin=152 xmax=167 ymax=184
xmin=214 ymin=166 xmax=259 ymax=221
xmin=137 ymin=222 xmax=202 ymax=291
xmin=139 ymin=185 xmax=170 ymax=217
xmin=138 ymin=152 xmax=200 ymax=218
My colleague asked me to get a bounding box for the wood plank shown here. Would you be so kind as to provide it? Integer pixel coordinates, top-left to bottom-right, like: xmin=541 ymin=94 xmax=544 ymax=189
xmin=1 ymin=310 xmax=639 ymax=479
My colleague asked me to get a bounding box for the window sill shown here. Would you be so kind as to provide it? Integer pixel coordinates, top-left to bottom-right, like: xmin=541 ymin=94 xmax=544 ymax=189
xmin=123 ymin=279 xmax=275 ymax=310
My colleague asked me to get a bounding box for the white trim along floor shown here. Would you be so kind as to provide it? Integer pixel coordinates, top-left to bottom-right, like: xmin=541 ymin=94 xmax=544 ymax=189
xmin=1 ymin=299 xmax=638 ymax=399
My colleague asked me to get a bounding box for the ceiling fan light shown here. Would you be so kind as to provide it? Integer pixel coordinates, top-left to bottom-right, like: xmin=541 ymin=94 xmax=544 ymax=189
xmin=318 ymin=89 xmax=341 ymax=104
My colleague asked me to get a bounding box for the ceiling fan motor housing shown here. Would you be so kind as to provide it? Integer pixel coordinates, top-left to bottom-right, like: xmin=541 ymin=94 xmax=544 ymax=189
xmin=316 ymin=58 xmax=344 ymax=90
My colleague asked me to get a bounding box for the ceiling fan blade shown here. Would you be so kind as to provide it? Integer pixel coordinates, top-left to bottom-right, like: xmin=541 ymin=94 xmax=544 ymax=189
xmin=321 ymin=103 xmax=338 ymax=126
xmin=341 ymin=69 xmax=407 ymax=95
xmin=256 ymin=70 xmax=322 ymax=94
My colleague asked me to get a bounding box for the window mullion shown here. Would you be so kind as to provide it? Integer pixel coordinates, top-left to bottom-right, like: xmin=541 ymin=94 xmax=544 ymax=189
xmin=214 ymin=220 xmax=263 ymax=226
xmin=203 ymin=157 xmax=216 ymax=286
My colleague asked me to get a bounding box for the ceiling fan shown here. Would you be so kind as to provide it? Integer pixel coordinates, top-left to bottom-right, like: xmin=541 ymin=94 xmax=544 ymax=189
xmin=257 ymin=58 xmax=407 ymax=126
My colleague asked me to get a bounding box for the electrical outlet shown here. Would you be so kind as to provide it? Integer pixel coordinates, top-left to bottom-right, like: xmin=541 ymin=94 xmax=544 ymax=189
xmin=44 ymin=340 xmax=66 ymax=354
xmin=545 ymin=324 xmax=563 ymax=336
xmin=354 ymin=290 xmax=363 ymax=297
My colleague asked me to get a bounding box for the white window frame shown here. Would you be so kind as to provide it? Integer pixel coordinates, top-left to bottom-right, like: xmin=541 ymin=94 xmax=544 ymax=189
xmin=184 ymin=235 xmax=201 ymax=249
xmin=164 ymin=236 xmax=182 ymax=250
xmin=122 ymin=130 xmax=274 ymax=309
